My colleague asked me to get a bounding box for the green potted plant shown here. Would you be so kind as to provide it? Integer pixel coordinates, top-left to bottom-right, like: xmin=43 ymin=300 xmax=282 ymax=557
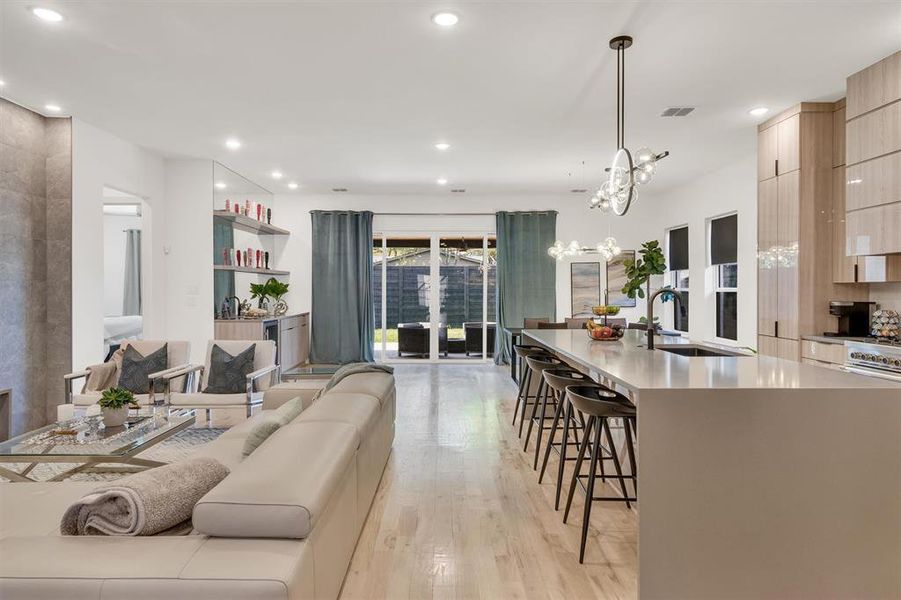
xmin=266 ymin=278 xmax=290 ymax=316
xmin=249 ymin=282 xmax=270 ymax=309
xmin=622 ymin=240 xmax=673 ymax=331
xmin=98 ymin=387 xmax=137 ymax=427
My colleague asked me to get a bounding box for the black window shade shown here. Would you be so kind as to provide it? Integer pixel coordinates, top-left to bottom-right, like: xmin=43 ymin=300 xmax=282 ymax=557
xmin=710 ymin=214 xmax=737 ymax=266
xmin=668 ymin=226 xmax=689 ymax=271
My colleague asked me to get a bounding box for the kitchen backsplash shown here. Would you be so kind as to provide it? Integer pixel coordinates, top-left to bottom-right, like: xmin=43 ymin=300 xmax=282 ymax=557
xmin=869 ymin=282 xmax=901 ymax=312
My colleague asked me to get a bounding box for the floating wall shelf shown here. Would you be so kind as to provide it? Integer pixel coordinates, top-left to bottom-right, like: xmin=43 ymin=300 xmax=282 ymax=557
xmin=213 ymin=210 xmax=291 ymax=236
xmin=214 ymin=265 xmax=290 ymax=276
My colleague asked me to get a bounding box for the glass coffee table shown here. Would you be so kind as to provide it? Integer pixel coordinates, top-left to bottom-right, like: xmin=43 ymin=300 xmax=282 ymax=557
xmin=0 ymin=409 xmax=195 ymax=482
xmin=280 ymin=365 xmax=339 ymax=381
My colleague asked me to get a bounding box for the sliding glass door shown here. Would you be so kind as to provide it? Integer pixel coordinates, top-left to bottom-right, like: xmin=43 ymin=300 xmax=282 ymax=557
xmin=372 ymin=232 xmax=495 ymax=362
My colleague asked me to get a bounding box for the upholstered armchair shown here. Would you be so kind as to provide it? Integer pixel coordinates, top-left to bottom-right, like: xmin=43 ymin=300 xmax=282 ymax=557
xmin=164 ymin=340 xmax=279 ymax=418
xmin=63 ymin=340 xmax=191 ymax=407
xmin=397 ymin=323 xmax=448 ymax=357
xmin=463 ymin=322 xmax=496 ymax=356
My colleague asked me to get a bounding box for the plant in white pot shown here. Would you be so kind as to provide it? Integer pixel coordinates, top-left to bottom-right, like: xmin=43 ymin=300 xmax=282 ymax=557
xmin=98 ymin=387 xmax=137 ymax=427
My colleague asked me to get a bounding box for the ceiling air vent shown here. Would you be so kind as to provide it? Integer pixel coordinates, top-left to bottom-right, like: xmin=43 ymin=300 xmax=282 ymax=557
xmin=450 ymin=189 xmax=466 ymax=193
xmin=660 ymin=107 xmax=695 ymax=117
xmin=331 ymin=187 xmax=348 ymax=192
xmin=570 ymin=188 xmax=588 ymax=193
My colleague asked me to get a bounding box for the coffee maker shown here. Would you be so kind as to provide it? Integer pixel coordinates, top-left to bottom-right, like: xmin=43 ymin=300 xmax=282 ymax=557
xmin=826 ymin=301 xmax=875 ymax=337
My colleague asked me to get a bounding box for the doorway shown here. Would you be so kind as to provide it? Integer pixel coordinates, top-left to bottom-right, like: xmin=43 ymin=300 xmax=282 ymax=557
xmin=372 ymin=233 xmax=496 ymax=363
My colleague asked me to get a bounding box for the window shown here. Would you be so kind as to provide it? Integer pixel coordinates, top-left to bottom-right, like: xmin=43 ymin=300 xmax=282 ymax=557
xmin=710 ymin=214 xmax=738 ymax=340
xmin=667 ymin=226 xmax=689 ymax=332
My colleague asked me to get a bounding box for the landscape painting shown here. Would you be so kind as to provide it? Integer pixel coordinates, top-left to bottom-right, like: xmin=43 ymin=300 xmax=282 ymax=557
xmin=571 ymin=262 xmax=601 ymax=316
xmin=606 ymin=250 xmax=636 ymax=307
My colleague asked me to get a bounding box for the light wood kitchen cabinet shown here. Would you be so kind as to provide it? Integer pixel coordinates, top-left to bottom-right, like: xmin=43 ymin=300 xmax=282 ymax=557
xmin=776 ymin=171 xmax=800 ymax=340
xmin=776 ymin=338 xmax=799 ymax=361
xmin=846 ymin=100 xmax=901 ymax=166
xmin=776 ymin=114 xmax=800 ymax=175
xmin=214 ymin=312 xmax=310 ymax=370
xmin=832 ymin=104 xmax=846 ymax=168
xmin=846 ymin=50 xmax=901 ymax=120
xmin=846 ymin=202 xmax=901 ymax=255
xmin=757 ymin=178 xmax=778 ymax=336
xmin=758 ymin=125 xmax=778 ymax=181
xmin=845 ymin=152 xmax=901 ymax=211
xmin=832 ymin=166 xmax=858 ymax=283
xmin=277 ymin=312 xmax=310 ymax=370
xmin=757 ymin=335 xmax=778 ymax=358
xmin=800 ymin=339 xmax=846 ymax=365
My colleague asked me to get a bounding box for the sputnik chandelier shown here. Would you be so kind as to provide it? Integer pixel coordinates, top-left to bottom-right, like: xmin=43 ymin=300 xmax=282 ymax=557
xmin=589 ymin=35 xmax=669 ymax=216
xmin=548 ymin=237 xmax=622 ymax=261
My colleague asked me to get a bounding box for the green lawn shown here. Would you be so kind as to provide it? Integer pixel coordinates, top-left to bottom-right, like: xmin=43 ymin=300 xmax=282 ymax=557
xmin=374 ymin=327 xmax=465 ymax=343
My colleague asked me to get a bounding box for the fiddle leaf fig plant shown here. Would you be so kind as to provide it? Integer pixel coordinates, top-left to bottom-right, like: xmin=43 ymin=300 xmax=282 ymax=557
xmin=622 ymin=240 xmax=668 ymax=300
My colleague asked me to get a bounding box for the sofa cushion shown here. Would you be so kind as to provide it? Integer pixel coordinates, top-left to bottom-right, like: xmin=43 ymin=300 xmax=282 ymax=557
xmin=241 ymin=417 xmax=283 ymax=458
xmin=193 ymin=421 xmax=358 ymax=539
xmin=274 ymin=396 xmax=305 ymax=423
xmin=262 ymin=380 xmax=326 ymax=410
xmin=329 ymin=372 xmax=395 ymax=405
xmin=118 ymin=343 xmax=168 ymax=394
xmin=296 ymin=392 xmax=380 ymax=445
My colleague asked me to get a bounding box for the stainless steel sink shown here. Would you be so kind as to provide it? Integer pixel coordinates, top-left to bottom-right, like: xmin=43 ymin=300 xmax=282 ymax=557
xmin=655 ymin=344 xmax=745 ymax=358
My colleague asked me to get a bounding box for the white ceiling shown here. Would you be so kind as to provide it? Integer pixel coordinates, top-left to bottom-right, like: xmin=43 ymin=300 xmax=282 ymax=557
xmin=1 ymin=1 xmax=899 ymax=196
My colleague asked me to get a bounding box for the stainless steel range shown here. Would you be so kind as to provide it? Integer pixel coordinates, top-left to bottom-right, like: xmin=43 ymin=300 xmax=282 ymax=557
xmin=843 ymin=340 xmax=901 ymax=382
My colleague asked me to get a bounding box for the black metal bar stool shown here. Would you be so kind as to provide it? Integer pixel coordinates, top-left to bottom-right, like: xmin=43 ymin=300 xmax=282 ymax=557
xmin=522 ymin=354 xmax=565 ymax=459
xmin=512 ymin=345 xmax=549 ymax=436
xmin=537 ymin=368 xmax=597 ymax=510
xmin=562 ymin=384 xmax=638 ymax=564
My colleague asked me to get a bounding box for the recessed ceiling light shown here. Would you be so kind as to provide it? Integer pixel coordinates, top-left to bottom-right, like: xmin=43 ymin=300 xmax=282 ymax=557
xmin=215 ymin=182 xmax=227 ymax=190
xmin=225 ymin=138 xmax=242 ymax=150
xmin=0 ymin=80 xmax=5 ymax=87
xmin=437 ymin=178 xmax=448 ymax=185
xmin=44 ymin=104 xmax=61 ymax=113
xmin=288 ymin=182 xmax=299 ymax=190
xmin=271 ymin=171 xmax=283 ymax=180
xmin=749 ymin=107 xmax=769 ymax=117
xmin=431 ymin=12 xmax=459 ymax=27
xmin=32 ymin=7 xmax=63 ymax=22
xmin=434 ymin=142 xmax=451 ymax=151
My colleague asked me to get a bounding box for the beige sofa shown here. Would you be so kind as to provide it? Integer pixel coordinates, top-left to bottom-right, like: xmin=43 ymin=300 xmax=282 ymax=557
xmin=0 ymin=371 xmax=396 ymax=600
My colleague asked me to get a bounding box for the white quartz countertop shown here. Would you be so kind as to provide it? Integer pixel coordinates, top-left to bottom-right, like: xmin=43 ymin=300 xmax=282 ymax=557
xmin=523 ymin=329 xmax=901 ymax=391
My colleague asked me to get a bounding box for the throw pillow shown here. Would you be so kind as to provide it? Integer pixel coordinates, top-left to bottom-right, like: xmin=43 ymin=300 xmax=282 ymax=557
xmin=274 ymin=396 xmax=305 ymax=424
xmin=203 ymin=344 xmax=256 ymax=394
xmin=118 ymin=344 xmax=168 ymax=394
xmin=241 ymin=416 xmax=282 ymax=457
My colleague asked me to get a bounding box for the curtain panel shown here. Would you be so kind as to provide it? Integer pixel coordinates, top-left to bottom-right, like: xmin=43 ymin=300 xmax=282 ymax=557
xmin=122 ymin=229 xmax=142 ymax=316
xmin=310 ymin=210 xmax=375 ymax=364
xmin=494 ymin=210 xmax=558 ymax=364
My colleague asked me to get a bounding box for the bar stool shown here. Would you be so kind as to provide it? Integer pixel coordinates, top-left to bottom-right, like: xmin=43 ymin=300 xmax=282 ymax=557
xmin=522 ymin=354 xmax=565 ymax=457
xmin=512 ymin=345 xmax=549 ymax=435
xmin=537 ymin=368 xmax=597 ymax=510
xmin=562 ymin=384 xmax=638 ymax=564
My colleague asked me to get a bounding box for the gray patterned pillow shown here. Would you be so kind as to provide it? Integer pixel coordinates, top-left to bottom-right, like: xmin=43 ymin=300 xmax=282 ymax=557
xmin=118 ymin=344 xmax=168 ymax=394
xmin=203 ymin=344 xmax=256 ymax=394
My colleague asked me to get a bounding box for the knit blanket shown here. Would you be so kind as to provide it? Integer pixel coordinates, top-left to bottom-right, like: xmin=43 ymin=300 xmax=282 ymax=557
xmin=61 ymin=457 xmax=229 ymax=536
xmin=315 ymin=363 xmax=395 ymax=400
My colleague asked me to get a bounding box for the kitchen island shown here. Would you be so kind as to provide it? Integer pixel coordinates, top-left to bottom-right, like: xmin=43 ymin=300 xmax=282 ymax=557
xmin=524 ymin=328 xmax=901 ymax=599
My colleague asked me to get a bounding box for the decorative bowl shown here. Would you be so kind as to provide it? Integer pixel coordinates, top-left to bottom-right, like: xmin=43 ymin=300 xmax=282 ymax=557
xmin=592 ymin=305 xmax=622 ymax=316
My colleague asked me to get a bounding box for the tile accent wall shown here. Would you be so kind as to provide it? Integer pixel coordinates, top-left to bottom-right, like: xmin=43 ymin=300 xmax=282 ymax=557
xmin=0 ymin=98 xmax=72 ymax=436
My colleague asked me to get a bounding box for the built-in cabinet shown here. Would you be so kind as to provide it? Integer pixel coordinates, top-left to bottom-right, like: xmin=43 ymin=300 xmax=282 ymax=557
xmin=844 ymin=50 xmax=901 ymax=257
xmin=214 ymin=313 xmax=310 ymax=370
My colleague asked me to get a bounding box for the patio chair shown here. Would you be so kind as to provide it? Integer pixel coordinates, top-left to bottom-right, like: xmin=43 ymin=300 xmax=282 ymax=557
xmin=397 ymin=323 xmax=448 ymax=357
xmin=463 ymin=322 xmax=496 ymax=356
xmin=163 ymin=340 xmax=279 ymax=419
xmin=64 ymin=340 xmax=191 ymax=407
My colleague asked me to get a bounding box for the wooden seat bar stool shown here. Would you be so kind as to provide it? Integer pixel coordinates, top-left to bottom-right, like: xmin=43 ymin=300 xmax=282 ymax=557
xmin=562 ymin=384 xmax=638 ymax=564
xmin=522 ymin=354 xmax=565 ymax=460
xmin=537 ymin=368 xmax=597 ymax=510
xmin=512 ymin=344 xmax=550 ymax=436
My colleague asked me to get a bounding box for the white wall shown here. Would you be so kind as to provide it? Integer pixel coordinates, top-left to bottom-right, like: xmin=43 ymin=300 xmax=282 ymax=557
xmin=102 ymin=213 xmax=142 ymax=316
xmin=71 ymin=119 xmax=166 ymax=368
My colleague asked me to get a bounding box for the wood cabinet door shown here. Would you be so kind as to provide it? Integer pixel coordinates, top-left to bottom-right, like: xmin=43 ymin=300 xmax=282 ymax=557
xmin=846 ymin=51 xmax=901 ymax=120
xmin=832 ymin=166 xmax=858 ymax=283
xmin=298 ymin=314 xmax=310 ymax=365
xmin=776 ymin=172 xmax=800 ymax=340
xmin=777 ymin=114 xmax=800 ymax=174
xmin=757 ymin=335 xmax=778 ymax=358
xmin=777 ymin=338 xmax=799 ymax=361
xmin=845 ymin=152 xmax=901 ymax=212
xmin=758 ymin=178 xmax=778 ymax=336
xmin=758 ymin=125 xmax=778 ymax=181
xmin=833 ymin=106 xmax=846 ymax=168
xmin=846 ymin=202 xmax=901 ymax=255
xmin=846 ymin=102 xmax=901 ymax=166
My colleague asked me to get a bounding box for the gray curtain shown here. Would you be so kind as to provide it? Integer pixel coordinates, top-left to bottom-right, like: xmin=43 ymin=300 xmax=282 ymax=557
xmin=123 ymin=229 xmax=142 ymax=315
xmin=213 ymin=217 xmax=235 ymax=310
xmin=494 ymin=211 xmax=558 ymax=364
xmin=310 ymin=210 xmax=374 ymax=364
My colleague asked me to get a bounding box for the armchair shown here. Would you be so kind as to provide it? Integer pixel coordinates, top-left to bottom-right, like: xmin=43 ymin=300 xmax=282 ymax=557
xmin=463 ymin=322 xmax=496 ymax=357
xmin=166 ymin=340 xmax=279 ymax=419
xmin=63 ymin=340 xmax=191 ymax=407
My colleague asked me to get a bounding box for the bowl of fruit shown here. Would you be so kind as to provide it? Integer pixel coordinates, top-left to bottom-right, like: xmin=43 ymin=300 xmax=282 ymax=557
xmin=592 ymin=304 xmax=621 ymax=317
xmin=586 ymin=319 xmax=624 ymax=341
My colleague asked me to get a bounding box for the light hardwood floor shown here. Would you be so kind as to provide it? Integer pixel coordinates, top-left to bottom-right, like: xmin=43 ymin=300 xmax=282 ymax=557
xmin=339 ymin=364 xmax=638 ymax=600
